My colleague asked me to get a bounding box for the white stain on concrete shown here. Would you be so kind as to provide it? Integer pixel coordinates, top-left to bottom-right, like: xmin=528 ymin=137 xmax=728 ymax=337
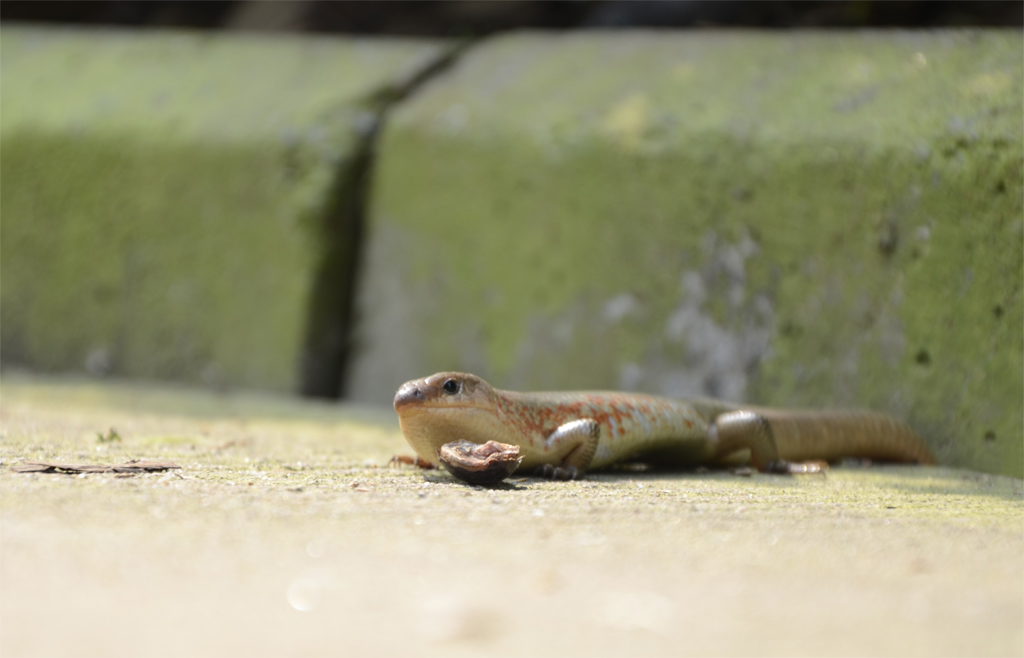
xmin=647 ymin=229 xmax=774 ymax=400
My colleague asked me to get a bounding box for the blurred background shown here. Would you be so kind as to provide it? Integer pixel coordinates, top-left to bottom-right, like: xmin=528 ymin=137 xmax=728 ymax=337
xmin=1 ymin=1 xmax=1021 ymax=475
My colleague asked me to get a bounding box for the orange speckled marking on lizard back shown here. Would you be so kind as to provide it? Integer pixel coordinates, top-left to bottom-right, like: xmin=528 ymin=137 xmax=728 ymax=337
xmin=497 ymin=391 xmax=699 ymax=448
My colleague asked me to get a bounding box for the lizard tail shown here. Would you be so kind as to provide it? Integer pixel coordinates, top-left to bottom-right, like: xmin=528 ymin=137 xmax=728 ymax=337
xmin=758 ymin=410 xmax=938 ymax=465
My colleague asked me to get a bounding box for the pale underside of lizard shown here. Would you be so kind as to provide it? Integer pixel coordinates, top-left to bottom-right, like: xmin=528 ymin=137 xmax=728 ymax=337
xmin=393 ymin=371 xmax=937 ymax=479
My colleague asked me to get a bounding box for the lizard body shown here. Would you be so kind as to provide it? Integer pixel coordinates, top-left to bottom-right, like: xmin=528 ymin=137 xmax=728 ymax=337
xmin=394 ymin=372 xmax=936 ymax=478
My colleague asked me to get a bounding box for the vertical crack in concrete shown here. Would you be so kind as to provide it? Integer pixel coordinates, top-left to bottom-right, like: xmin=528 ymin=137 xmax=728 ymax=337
xmin=300 ymin=43 xmax=468 ymax=399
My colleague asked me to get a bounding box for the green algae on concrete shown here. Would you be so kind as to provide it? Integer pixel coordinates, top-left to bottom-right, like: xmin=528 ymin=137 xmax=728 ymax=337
xmin=349 ymin=31 xmax=1023 ymax=477
xmin=2 ymin=375 xmax=1022 ymax=656
xmin=0 ymin=26 xmax=447 ymax=393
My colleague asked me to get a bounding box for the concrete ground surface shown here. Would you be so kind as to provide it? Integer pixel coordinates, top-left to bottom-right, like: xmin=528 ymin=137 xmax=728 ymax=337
xmin=1 ymin=374 xmax=1021 ymax=657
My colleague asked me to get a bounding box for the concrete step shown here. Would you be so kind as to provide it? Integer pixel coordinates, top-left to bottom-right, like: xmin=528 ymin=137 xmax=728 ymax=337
xmin=349 ymin=31 xmax=1022 ymax=476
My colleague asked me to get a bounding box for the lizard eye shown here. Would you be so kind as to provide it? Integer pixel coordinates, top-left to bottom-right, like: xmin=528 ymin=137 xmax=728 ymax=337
xmin=442 ymin=378 xmax=460 ymax=395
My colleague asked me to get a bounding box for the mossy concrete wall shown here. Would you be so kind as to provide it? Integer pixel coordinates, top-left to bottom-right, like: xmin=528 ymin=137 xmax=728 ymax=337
xmin=1 ymin=27 xmax=446 ymax=393
xmin=2 ymin=28 xmax=1020 ymax=476
xmin=349 ymin=32 xmax=1023 ymax=477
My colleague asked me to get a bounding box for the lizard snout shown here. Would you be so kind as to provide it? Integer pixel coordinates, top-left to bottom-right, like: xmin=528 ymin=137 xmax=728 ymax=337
xmin=394 ymin=383 xmax=427 ymax=411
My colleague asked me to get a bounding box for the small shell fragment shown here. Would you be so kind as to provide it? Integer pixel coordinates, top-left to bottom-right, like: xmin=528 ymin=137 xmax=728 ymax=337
xmin=437 ymin=440 xmax=523 ymax=486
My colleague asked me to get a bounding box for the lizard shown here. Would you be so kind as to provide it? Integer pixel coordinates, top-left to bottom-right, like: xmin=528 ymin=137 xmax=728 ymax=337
xmin=393 ymin=371 xmax=937 ymax=480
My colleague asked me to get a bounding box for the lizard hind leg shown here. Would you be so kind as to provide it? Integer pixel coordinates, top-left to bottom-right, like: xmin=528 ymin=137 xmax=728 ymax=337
xmin=535 ymin=418 xmax=600 ymax=480
xmin=710 ymin=410 xmax=824 ymax=474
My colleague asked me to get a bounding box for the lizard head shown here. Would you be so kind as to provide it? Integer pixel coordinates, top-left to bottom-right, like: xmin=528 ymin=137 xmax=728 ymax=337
xmin=393 ymin=372 xmax=503 ymax=465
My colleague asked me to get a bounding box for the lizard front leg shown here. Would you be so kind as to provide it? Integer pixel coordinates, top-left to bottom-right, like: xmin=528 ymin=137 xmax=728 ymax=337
xmin=709 ymin=410 xmax=825 ymax=473
xmin=535 ymin=418 xmax=600 ymax=480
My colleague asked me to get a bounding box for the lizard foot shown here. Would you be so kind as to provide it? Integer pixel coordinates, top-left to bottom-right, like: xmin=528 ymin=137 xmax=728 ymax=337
xmin=763 ymin=459 xmax=829 ymax=474
xmin=535 ymin=464 xmax=582 ymax=481
xmin=389 ymin=454 xmax=437 ymax=470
